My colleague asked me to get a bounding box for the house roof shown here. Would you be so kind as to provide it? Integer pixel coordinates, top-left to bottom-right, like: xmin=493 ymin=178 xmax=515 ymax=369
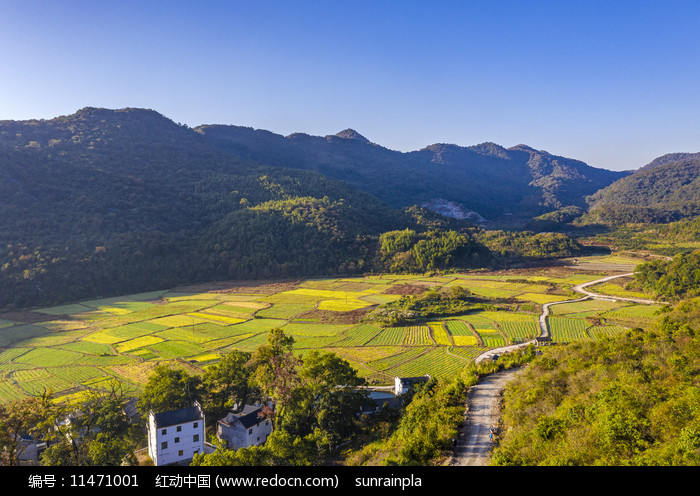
xmin=398 ymin=375 xmax=430 ymax=385
xmin=152 ymin=404 xmax=203 ymax=429
xmin=219 ymin=405 xmax=265 ymax=429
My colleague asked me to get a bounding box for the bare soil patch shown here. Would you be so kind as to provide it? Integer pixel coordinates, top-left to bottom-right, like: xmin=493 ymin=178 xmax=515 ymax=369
xmin=383 ymin=284 xmax=428 ymax=295
xmin=294 ymin=307 xmax=375 ymax=324
xmin=0 ymin=310 xmax=57 ymax=323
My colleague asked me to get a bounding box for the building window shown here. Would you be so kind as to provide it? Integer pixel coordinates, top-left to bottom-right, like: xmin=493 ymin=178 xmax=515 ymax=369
xmin=193 ymin=434 xmax=199 ymax=442
xmin=178 ymin=450 xmax=183 ymax=457
xmin=193 ymin=422 xmax=198 ymax=428
xmin=248 ymin=429 xmax=253 ymax=435
xmin=161 ymin=442 xmax=167 ymax=449
xmin=177 ymin=426 xmax=182 ymax=432
xmin=161 ymin=429 xmax=167 ymax=435
xmin=175 ymin=437 xmax=180 ymax=443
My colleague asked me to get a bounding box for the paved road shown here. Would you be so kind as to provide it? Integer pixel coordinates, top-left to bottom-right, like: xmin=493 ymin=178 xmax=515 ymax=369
xmin=456 ymin=270 xmax=664 ymax=465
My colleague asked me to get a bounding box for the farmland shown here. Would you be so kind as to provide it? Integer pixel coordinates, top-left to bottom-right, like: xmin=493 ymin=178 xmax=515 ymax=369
xmin=0 ymin=254 xmax=662 ymax=403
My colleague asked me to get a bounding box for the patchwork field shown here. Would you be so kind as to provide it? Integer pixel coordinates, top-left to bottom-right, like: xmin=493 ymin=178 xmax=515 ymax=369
xmin=0 ymin=254 xmax=661 ymax=403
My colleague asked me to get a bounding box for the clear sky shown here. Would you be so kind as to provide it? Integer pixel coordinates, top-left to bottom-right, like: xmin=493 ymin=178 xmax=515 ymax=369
xmin=1 ymin=0 xmax=698 ymax=171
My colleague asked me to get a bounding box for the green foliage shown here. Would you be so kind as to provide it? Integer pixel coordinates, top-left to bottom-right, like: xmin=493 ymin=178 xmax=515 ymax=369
xmin=0 ymin=393 xmax=53 ymax=466
xmin=525 ymin=206 xmax=585 ymax=232
xmin=193 ymin=330 xmax=367 ymax=466
xmin=476 ymin=230 xmax=582 ymax=260
xmin=635 ymin=249 xmax=700 ymax=300
xmin=364 ymin=286 xmax=476 ymax=326
xmin=378 ymin=229 xmax=488 ymax=273
xmin=201 ymin=349 xmax=252 ymax=419
xmin=491 ymin=319 xmax=700 ymax=465
xmin=137 ymin=365 xmax=203 ymax=416
xmin=583 ymin=154 xmax=700 ymax=226
xmin=41 ymin=382 xmax=139 ymax=466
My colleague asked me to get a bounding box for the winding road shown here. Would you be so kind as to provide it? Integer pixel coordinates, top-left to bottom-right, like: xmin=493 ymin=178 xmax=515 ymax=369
xmin=450 ymin=270 xmax=663 ymax=466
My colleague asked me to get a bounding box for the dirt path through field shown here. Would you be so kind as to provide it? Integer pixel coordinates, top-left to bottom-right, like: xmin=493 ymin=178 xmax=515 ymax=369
xmin=449 ymin=367 xmax=522 ymax=466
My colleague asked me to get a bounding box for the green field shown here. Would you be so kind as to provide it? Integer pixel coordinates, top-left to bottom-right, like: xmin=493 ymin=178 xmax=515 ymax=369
xmin=0 ymin=255 xmax=663 ymax=402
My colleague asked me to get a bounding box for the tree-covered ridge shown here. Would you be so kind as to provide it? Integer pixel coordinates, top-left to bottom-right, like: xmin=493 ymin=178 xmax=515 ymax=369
xmin=582 ymin=155 xmax=700 ymax=225
xmin=196 ymin=122 xmax=627 ymax=221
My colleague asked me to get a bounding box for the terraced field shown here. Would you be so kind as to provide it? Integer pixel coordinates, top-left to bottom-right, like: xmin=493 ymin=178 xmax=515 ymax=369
xmin=0 ymin=255 xmax=660 ymax=403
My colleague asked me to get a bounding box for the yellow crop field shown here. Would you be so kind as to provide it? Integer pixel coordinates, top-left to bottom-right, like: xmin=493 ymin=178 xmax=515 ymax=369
xmin=317 ymin=299 xmax=373 ymax=311
xmin=116 ymin=336 xmax=164 ymax=353
xmin=427 ymin=322 xmax=453 ymax=346
xmin=453 ymin=335 xmax=479 ymax=346
xmin=187 ymin=312 xmax=246 ymax=325
xmin=516 ymin=293 xmax=571 ymax=304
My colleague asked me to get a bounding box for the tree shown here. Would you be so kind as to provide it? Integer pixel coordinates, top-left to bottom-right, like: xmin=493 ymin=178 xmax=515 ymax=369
xmin=138 ymin=365 xmax=202 ymax=416
xmin=41 ymin=381 xmax=138 ymax=466
xmin=247 ymin=329 xmax=301 ymax=426
xmin=202 ymin=349 xmax=253 ymax=418
xmin=0 ymin=392 xmax=53 ymax=466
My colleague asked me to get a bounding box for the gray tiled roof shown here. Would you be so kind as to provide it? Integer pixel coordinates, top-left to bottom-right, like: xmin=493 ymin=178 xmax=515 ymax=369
xmin=153 ymin=404 xmax=203 ymax=428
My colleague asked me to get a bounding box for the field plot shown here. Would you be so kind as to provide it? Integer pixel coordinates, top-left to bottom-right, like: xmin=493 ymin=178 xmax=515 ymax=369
xmin=366 ymin=326 xmax=432 ymax=347
xmin=0 ymin=258 xmax=668 ymax=401
xmin=587 ymin=282 xmax=652 ymax=300
xmin=256 ymin=303 xmax=316 ymax=319
xmin=386 ymin=347 xmax=470 ymax=379
xmin=331 ymin=324 xmax=382 ymax=347
xmin=549 ymin=298 xmax=624 ymax=318
xmin=547 ymin=316 xmax=591 ymax=342
xmin=366 ymin=347 xmax=431 ymax=372
xmin=0 ymin=324 xmax=52 ymax=348
xmin=600 ymin=304 xmax=664 ymax=324
xmin=589 ymin=325 xmax=629 ymax=339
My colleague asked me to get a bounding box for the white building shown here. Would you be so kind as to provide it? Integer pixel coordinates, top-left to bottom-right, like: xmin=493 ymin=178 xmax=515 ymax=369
xmin=394 ymin=375 xmax=431 ymax=396
xmin=217 ymin=404 xmax=271 ymax=450
xmin=147 ymin=402 xmax=205 ymax=466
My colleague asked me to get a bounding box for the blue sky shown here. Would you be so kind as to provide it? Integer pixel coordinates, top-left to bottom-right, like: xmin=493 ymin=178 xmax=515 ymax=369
xmin=1 ymin=0 xmax=698 ymax=171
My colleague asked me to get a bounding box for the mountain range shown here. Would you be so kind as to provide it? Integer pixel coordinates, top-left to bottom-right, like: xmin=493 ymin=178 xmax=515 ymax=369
xmin=195 ymin=121 xmax=629 ymax=223
xmin=0 ymin=107 xmax=697 ymax=310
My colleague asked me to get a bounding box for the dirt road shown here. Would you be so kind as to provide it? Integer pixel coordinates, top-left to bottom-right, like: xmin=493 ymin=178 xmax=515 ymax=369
xmin=449 ymin=367 xmax=522 ymax=466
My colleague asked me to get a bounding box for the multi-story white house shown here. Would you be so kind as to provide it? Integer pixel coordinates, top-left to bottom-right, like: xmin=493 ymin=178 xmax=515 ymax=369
xmin=147 ymin=402 xmax=205 ymax=466
xmin=217 ymin=404 xmax=271 ymax=450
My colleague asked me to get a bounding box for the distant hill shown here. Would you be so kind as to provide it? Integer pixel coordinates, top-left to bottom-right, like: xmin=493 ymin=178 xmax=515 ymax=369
xmin=583 ymin=154 xmax=700 ymax=225
xmin=195 ymin=124 xmax=628 ymax=223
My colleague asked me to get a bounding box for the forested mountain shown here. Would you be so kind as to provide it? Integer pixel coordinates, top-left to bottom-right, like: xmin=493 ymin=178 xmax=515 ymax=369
xmin=582 ymin=154 xmax=700 ymax=225
xmin=0 ymin=108 xmax=409 ymax=310
xmin=196 ymin=124 xmax=628 ymax=222
xmin=0 ymin=107 xmax=612 ymax=310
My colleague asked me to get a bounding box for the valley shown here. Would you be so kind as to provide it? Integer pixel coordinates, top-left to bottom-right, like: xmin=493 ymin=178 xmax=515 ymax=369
xmin=0 ymin=252 xmax=660 ymax=404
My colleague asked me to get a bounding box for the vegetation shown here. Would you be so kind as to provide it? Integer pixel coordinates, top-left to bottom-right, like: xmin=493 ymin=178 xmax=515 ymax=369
xmin=345 ymin=347 xmax=536 ymax=465
xmin=582 ymin=154 xmax=700 ymax=226
xmin=191 ymin=330 xmax=368 ymax=466
xmin=634 ymin=248 xmax=700 ymax=300
xmin=492 ymin=322 xmax=700 ymax=465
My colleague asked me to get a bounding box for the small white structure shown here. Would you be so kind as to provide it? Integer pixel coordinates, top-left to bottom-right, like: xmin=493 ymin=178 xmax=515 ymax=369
xmin=217 ymin=404 xmax=271 ymax=450
xmin=394 ymin=375 xmax=431 ymax=396
xmin=147 ymin=402 xmax=205 ymax=466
